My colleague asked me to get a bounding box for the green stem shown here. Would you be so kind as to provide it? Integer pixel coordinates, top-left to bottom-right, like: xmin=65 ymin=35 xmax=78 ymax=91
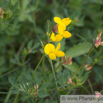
xmin=41 ymin=53 xmax=45 ymax=77
xmin=66 ymin=90 xmax=71 ymax=95
xmin=88 ymin=79 xmax=94 ymax=94
xmin=81 ymin=86 xmax=91 ymax=94
xmin=50 ymin=60 xmax=59 ymax=101
xmin=13 ymin=93 xmax=19 ymax=103
xmin=54 ymin=62 xmax=62 ymax=73
xmin=72 ymin=45 xmax=94 ymax=79
xmin=92 ymin=55 xmax=103 ymax=66
xmin=4 ymin=86 xmax=13 ymax=103
xmin=50 ymin=60 xmax=58 ymax=90
xmin=32 ymin=54 xmax=45 ymax=80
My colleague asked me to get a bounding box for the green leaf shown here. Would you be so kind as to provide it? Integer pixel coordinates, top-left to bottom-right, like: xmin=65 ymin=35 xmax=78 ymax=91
xmin=22 ymin=0 xmax=29 ymax=10
xmin=94 ymin=91 xmax=99 ymax=94
xmin=81 ymin=71 xmax=91 ymax=84
xmin=27 ymin=40 xmax=33 ymax=49
xmin=62 ymin=63 xmax=79 ymax=72
xmin=9 ymin=77 xmax=19 ymax=88
xmin=31 ymin=50 xmax=37 ymax=53
xmin=21 ymin=96 xmax=31 ymax=101
xmin=100 ymin=90 xmax=103 ymax=94
xmin=66 ymin=42 xmax=92 ymax=58
xmin=10 ymin=58 xmax=17 ymax=64
xmin=32 ymin=43 xmax=40 ymax=50
xmin=13 ymin=2 xmax=19 ymax=11
xmin=20 ymin=74 xmax=27 ymax=84
xmin=37 ymin=91 xmax=49 ymax=98
xmin=2 ymin=0 xmax=8 ymax=9
xmin=11 ymin=88 xmax=20 ymax=94
xmin=39 ymin=83 xmax=51 ymax=91
xmin=11 ymin=0 xmax=18 ymax=5
xmin=15 ymin=54 xmax=20 ymax=63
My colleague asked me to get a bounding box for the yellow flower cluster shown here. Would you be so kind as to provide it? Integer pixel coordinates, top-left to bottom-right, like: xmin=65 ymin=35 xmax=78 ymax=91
xmin=49 ymin=17 xmax=72 ymax=42
xmin=44 ymin=17 xmax=72 ymax=60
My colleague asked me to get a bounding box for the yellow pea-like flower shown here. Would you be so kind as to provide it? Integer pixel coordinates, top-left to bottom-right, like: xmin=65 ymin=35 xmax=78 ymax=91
xmin=57 ymin=25 xmax=72 ymax=38
xmin=54 ymin=17 xmax=72 ymax=31
xmin=47 ymin=32 xmax=63 ymax=42
xmin=44 ymin=43 xmax=65 ymax=60
xmin=54 ymin=17 xmax=72 ymax=40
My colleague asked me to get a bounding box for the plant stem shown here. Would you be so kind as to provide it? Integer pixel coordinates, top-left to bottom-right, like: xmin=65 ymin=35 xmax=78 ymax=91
xmin=4 ymin=86 xmax=13 ymax=103
xmin=13 ymin=93 xmax=19 ymax=103
xmin=32 ymin=54 xmax=45 ymax=80
xmin=88 ymin=79 xmax=94 ymax=94
xmin=66 ymin=90 xmax=71 ymax=95
xmin=41 ymin=53 xmax=45 ymax=77
xmin=81 ymin=86 xmax=91 ymax=94
xmin=50 ymin=60 xmax=59 ymax=101
xmin=54 ymin=62 xmax=62 ymax=73
xmin=50 ymin=60 xmax=58 ymax=90
xmin=71 ymin=45 xmax=94 ymax=79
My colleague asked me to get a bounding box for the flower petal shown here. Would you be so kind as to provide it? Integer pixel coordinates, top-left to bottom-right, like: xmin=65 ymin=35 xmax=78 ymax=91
xmin=49 ymin=53 xmax=56 ymax=60
xmin=58 ymin=25 xmax=64 ymax=35
xmin=62 ymin=18 xmax=72 ymax=26
xmin=63 ymin=31 xmax=72 ymax=38
xmin=56 ymin=51 xmax=65 ymax=57
xmin=56 ymin=43 xmax=60 ymax=50
xmin=54 ymin=17 xmax=66 ymax=30
xmin=44 ymin=43 xmax=55 ymax=55
xmin=55 ymin=34 xmax=63 ymax=42
xmin=54 ymin=17 xmax=61 ymax=24
xmin=50 ymin=32 xmax=56 ymax=41
xmin=55 ymin=43 xmax=61 ymax=54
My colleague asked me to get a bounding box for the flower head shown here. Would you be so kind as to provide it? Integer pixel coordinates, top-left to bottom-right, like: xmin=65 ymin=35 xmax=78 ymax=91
xmin=95 ymin=32 xmax=103 ymax=48
xmin=67 ymin=78 xmax=72 ymax=84
xmin=44 ymin=43 xmax=65 ymax=60
xmin=54 ymin=17 xmax=72 ymax=41
xmin=0 ymin=7 xmax=4 ymax=18
xmin=52 ymin=24 xmax=58 ymax=33
xmin=84 ymin=63 xmax=90 ymax=68
xmin=86 ymin=66 xmax=92 ymax=71
xmin=47 ymin=32 xmax=63 ymax=42
xmin=84 ymin=63 xmax=92 ymax=71
xmin=95 ymin=92 xmax=101 ymax=99
xmin=57 ymin=25 xmax=72 ymax=39
xmin=54 ymin=17 xmax=71 ymax=30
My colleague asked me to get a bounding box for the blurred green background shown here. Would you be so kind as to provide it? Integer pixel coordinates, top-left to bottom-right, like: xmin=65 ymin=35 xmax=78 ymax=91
xmin=0 ymin=0 xmax=103 ymax=102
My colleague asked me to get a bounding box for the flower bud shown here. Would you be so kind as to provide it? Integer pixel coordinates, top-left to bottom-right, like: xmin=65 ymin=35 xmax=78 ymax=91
xmin=61 ymin=57 xmax=64 ymax=62
xmin=67 ymin=57 xmax=72 ymax=61
xmin=95 ymin=38 xmax=101 ymax=48
xmin=64 ymin=59 xmax=67 ymax=64
xmin=100 ymin=42 xmax=103 ymax=46
xmin=0 ymin=7 xmax=4 ymax=18
xmin=67 ymin=78 xmax=72 ymax=84
xmin=84 ymin=63 xmax=90 ymax=68
xmin=95 ymin=92 xmax=101 ymax=99
xmin=72 ymin=82 xmax=75 ymax=85
xmin=68 ymin=60 xmax=72 ymax=65
xmin=86 ymin=66 xmax=92 ymax=71
xmin=52 ymin=24 xmax=58 ymax=33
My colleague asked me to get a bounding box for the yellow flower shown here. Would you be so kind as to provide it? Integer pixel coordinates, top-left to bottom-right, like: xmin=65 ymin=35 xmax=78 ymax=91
xmin=54 ymin=17 xmax=72 ymax=30
xmin=44 ymin=43 xmax=65 ymax=60
xmin=54 ymin=17 xmax=72 ymax=40
xmin=47 ymin=32 xmax=63 ymax=42
xmin=57 ymin=25 xmax=72 ymax=38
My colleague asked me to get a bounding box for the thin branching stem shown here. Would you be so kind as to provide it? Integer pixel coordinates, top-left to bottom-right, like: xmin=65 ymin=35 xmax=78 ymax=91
xmin=50 ymin=60 xmax=60 ymax=101
xmin=71 ymin=45 xmax=94 ymax=79
xmin=32 ymin=54 xmax=45 ymax=80
xmin=88 ymin=79 xmax=94 ymax=94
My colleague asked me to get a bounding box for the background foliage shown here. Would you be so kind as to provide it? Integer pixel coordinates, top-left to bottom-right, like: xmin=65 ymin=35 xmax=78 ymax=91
xmin=0 ymin=0 xmax=103 ymax=103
